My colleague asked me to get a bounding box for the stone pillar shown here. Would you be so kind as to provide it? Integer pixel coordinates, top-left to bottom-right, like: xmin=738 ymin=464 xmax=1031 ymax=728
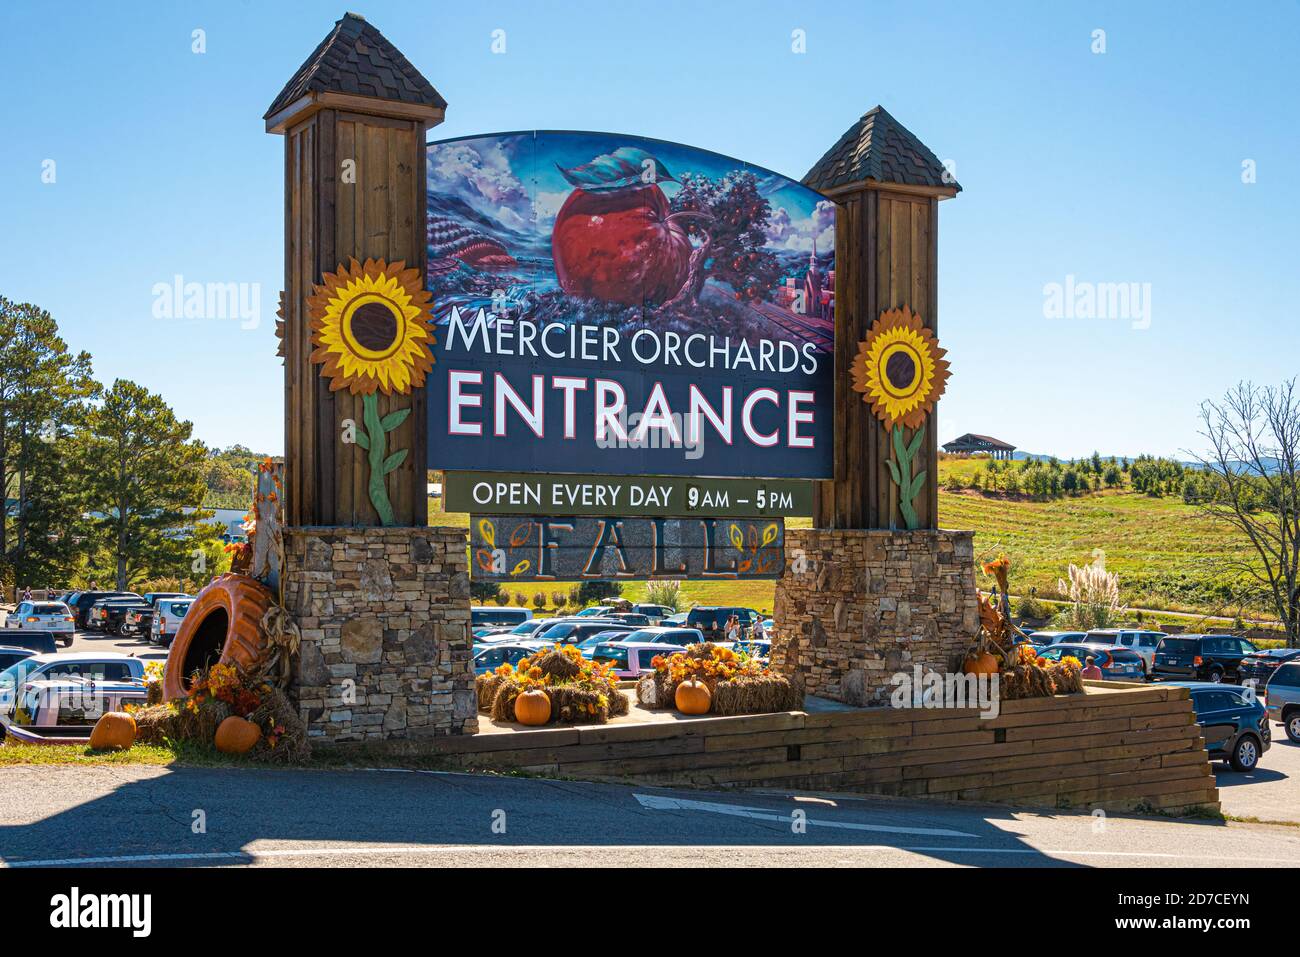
xmin=282 ymin=526 xmax=477 ymax=742
xmin=773 ymin=528 xmax=978 ymax=706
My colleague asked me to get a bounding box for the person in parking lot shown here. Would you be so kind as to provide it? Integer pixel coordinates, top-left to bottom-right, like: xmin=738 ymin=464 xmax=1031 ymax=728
xmin=725 ymin=614 xmax=741 ymax=641
xmin=1082 ymin=655 xmax=1103 ymax=680
xmin=21 ymin=586 xmax=31 ymax=601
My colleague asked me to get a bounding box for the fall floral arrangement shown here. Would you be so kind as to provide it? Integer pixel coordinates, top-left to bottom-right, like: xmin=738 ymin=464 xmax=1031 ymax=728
xmin=476 ymin=644 xmax=630 ymax=725
xmin=132 ymin=661 xmax=308 ymax=761
xmin=963 ymin=554 xmax=1085 ymax=700
xmin=639 ymin=643 xmax=802 ymax=716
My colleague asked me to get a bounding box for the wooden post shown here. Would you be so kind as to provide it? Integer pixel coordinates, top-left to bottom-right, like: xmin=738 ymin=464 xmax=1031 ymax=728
xmin=265 ymin=13 xmax=445 ymax=527
xmin=803 ymin=107 xmax=960 ymax=530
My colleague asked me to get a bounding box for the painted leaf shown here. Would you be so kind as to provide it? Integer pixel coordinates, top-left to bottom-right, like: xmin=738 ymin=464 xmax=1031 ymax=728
xmin=478 ymin=518 xmax=496 ymax=550
xmin=912 ymin=470 xmax=927 ymax=493
xmin=907 ymin=424 xmax=926 ymax=458
xmin=380 ymin=408 xmax=411 ymax=432
xmin=760 ymin=522 xmax=779 ymax=548
xmin=353 ymin=429 xmax=370 ymax=451
xmin=382 ymin=449 xmax=408 ymax=474
xmin=509 ymin=522 xmax=533 ymax=547
xmin=887 ymin=459 xmax=901 ymax=485
xmin=556 ymin=147 xmax=675 ymax=192
xmin=509 ymin=559 xmax=531 ymax=576
xmin=729 ymin=523 xmax=744 ymax=551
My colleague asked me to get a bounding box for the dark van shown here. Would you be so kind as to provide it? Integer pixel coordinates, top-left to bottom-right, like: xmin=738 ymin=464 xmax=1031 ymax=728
xmin=1151 ymin=634 xmax=1259 ymax=684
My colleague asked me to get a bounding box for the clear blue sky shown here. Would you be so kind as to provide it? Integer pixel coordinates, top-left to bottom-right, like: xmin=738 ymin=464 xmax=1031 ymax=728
xmin=2 ymin=0 xmax=1295 ymax=460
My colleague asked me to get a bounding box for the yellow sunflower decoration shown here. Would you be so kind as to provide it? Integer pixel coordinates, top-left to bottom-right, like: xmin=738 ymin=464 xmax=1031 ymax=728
xmin=305 ymin=258 xmax=435 ymax=526
xmin=850 ymin=305 xmax=949 ymax=430
xmin=850 ymin=306 xmax=950 ymax=530
xmin=307 ymin=257 xmax=435 ymax=396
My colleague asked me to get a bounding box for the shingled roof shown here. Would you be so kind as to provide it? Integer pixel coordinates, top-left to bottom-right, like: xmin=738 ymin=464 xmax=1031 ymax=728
xmin=803 ymin=106 xmax=960 ymax=195
xmin=264 ymin=12 xmax=445 ymax=120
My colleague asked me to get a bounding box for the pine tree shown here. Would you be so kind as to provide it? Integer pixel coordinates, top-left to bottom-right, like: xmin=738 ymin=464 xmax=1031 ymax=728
xmin=70 ymin=379 xmax=215 ymax=589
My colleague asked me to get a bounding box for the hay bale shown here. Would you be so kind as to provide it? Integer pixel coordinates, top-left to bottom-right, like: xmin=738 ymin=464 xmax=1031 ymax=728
xmin=607 ymin=686 xmax=630 ymax=718
xmin=549 ymin=685 xmax=609 ymax=724
xmin=1048 ymin=663 xmax=1084 ymax=695
xmin=490 ymin=682 xmax=521 ymax=723
xmin=999 ymin=664 xmax=1056 ymax=700
xmin=145 ymin=680 xmax=163 ymax=707
xmin=247 ymin=688 xmax=310 ymax=763
xmin=529 ymin=648 xmax=582 ymax=682
xmin=476 ymin=672 xmax=505 ymax=712
xmin=711 ymin=674 xmax=802 ymax=716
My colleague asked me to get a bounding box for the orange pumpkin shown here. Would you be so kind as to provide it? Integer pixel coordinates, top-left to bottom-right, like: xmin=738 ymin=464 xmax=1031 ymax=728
xmin=89 ymin=711 xmax=136 ymax=751
xmin=514 ymin=689 xmax=551 ymax=726
xmin=962 ymin=651 xmax=1000 ymax=677
xmin=675 ymin=679 xmax=711 ymax=715
xmin=214 ymin=715 xmax=261 ymax=754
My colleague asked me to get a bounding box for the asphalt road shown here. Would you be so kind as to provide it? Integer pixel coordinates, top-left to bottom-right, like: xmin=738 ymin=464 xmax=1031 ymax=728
xmin=1 ymin=764 xmax=1298 ymax=868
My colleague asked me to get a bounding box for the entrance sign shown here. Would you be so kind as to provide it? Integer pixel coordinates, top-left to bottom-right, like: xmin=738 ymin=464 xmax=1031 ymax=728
xmin=445 ymin=471 xmax=813 ymax=517
xmin=426 ymin=131 xmax=835 ymax=479
xmin=470 ymin=515 xmax=785 ymax=581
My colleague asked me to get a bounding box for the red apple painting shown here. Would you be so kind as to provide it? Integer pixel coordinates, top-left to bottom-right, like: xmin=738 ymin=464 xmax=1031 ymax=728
xmin=425 ymin=130 xmax=836 ymax=479
xmin=551 ymin=147 xmax=701 ymax=305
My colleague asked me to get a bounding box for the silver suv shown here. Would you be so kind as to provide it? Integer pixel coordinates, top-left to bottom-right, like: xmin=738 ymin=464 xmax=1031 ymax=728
xmin=1085 ymin=628 xmax=1167 ymax=674
xmin=1265 ymin=660 xmax=1300 ymax=743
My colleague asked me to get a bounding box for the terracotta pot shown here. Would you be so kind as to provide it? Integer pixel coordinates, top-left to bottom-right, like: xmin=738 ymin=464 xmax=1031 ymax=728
xmin=163 ymin=574 xmax=273 ymax=700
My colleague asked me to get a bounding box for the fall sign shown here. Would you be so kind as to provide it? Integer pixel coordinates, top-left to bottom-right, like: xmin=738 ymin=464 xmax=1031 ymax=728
xmin=469 ymin=515 xmax=786 ymax=581
xmin=426 ymin=131 xmax=835 ymax=479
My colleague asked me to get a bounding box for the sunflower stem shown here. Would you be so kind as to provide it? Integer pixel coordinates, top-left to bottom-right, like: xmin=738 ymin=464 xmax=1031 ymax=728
xmin=890 ymin=423 xmax=924 ymax=530
xmin=361 ymin=392 xmax=396 ymax=526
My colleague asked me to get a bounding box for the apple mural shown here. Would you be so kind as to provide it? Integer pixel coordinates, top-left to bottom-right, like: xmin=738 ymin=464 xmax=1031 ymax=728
xmin=551 ymin=147 xmax=703 ymax=306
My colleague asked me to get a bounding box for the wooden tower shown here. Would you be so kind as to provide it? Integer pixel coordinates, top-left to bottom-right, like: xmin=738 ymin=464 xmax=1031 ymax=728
xmin=266 ymin=12 xmax=444 ymax=527
xmin=802 ymin=106 xmax=961 ymax=530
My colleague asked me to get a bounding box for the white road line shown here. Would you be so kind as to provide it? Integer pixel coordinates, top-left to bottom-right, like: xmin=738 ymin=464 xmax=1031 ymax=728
xmin=633 ymin=793 xmax=976 ymax=837
xmin=5 ymin=843 xmax=1300 ymax=868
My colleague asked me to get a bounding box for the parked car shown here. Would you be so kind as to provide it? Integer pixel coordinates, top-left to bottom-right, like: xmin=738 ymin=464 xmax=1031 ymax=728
xmin=0 ymin=652 xmax=147 ymax=718
xmin=589 ymin=641 xmax=688 ymax=679
xmin=632 ymin=603 xmax=675 ymax=624
xmin=88 ymin=597 xmax=153 ymax=635
xmin=534 ymin=619 xmax=637 ymax=645
xmin=0 ymin=631 xmax=59 ymax=655
xmin=607 ymin=626 xmax=705 ymax=646
xmin=0 ymin=646 xmax=37 ymax=671
xmin=475 ymin=618 xmax=560 ymax=644
xmin=125 ymin=593 xmax=194 ymax=638
xmin=1264 ymin=660 xmax=1300 ymax=743
xmin=472 ymin=641 xmax=550 ymax=674
xmin=573 ymin=605 xmax=615 ymax=618
xmin=602 ymin=612 xmax=651 ymax=626
xmin=1166 ymin=681 xmax=1270 ymax=771
xmin=1034 ymin=643 xmax=1146 ymax=681
xmin=735 ymin=638 xmax=771 ymax=664
xmin=470 ymin=606 xmax=533 ymax=629
xmin=149 ymin=599 xmax=194 ymax=647
xmin=1030 ymin=631 xmax=1088 ymax=645
xmin=1151 ymin=634 xmax=1259 ymax=684
xmin=64 ymin=591 xmax=142 ymax=630
xmin=3 ymin=600 xmax=75 ymax=645
xmin=1084 ymin=628 xmax=1167 ymax=674
xmin=661 ymin=612 xmax=688 ymax=626
xmin=1239 ymin=648 xmax=1300 ymax=688
xmin=6 ymin=677 xmax=149 ymax=744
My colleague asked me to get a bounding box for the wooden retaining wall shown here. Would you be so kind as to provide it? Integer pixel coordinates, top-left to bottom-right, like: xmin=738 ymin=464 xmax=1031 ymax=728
xmin=410 ymin=683 xmax=1219 ymax=815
